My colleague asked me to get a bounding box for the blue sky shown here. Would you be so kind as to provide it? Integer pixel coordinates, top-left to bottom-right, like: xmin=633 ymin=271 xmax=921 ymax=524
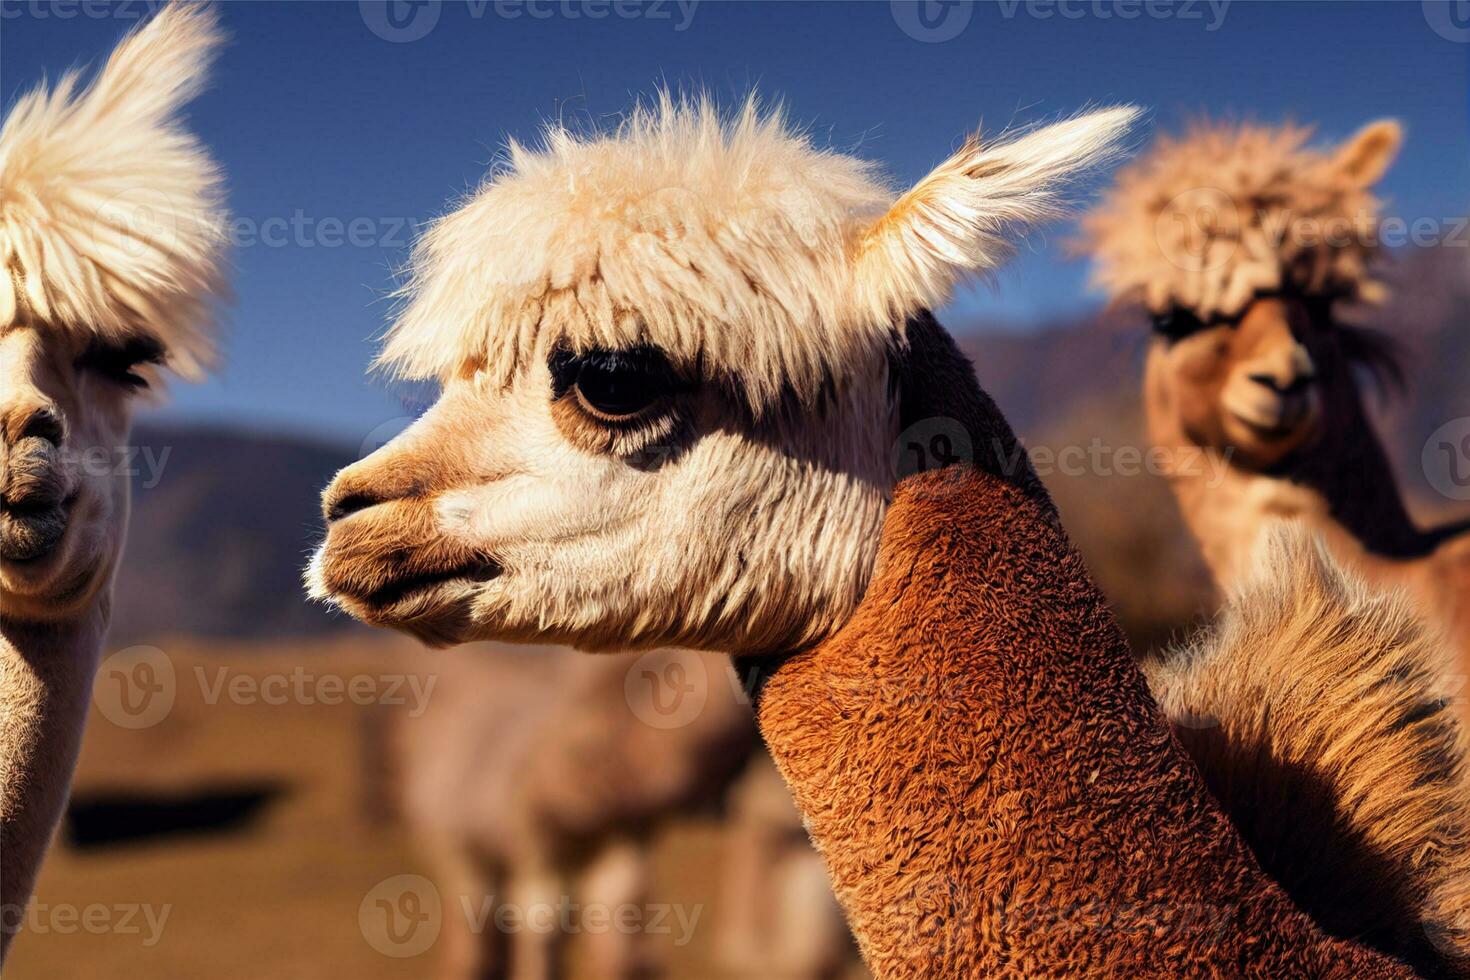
xmin=4 ymin=1 xmax=1467 ymax=442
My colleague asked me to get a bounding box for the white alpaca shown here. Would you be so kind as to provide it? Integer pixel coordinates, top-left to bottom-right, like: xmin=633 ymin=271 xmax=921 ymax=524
xmin=0 ymin=4 xmax=227 ymax=954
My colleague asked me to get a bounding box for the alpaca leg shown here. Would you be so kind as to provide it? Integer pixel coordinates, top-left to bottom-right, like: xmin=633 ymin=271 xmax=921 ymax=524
xmin=770 ymin=847 xmax=850 ymax=980
xmin=429 ymin=843 xmax=509 ymax=980
xmin=716 ymin=810 xmax=778 ymax=975
xmin=506 ymin=864 xmax=567 ymax=980
xmin=578 ymin=838 xmax=655 ymax=980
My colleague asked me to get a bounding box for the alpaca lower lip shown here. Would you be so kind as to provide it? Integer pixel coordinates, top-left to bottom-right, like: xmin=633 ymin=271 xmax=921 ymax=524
xmin=1240 ymin=421 xmax=1294 ymax=441
xmin=0 ymin=495 xmax=75 ymax=563
xmin=362 ymin=563 xmax=501 ymax=610
xmin=1230 ymin=409 xmax=1299 ymax=440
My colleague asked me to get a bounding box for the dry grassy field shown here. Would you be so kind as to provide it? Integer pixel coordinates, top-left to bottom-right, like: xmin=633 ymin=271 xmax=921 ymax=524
xmin=9 ymin=639 xmax=857 ymax=979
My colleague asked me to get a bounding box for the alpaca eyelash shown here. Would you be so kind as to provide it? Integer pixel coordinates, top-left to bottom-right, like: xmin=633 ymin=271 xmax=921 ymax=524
xmin=547 ymin=345 xmax=678 ymax=398
xmin=546 ymin=345 xmax=690 ymax=425
xmin=1150 ymin=309 xmax=1209 ymax=341
xmin=75 ymin=337 xmax=165 ymax=389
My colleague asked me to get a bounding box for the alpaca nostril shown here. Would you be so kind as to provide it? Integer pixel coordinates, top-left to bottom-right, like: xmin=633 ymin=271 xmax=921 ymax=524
xmin=1249 ymin=373 xmax=1314 ymax=397
xmin=1283 ymin=373 xmax=1316 ymax=396
xmin=325 ymin=491 xmax=383 ymax=524
xmin=1247 ymin=373 xmax=1282 ymax=393
xmin=4 ymin=404 xmax=65 ymax=447
xmin=1247 ymin=374 xmax=1287 ymax=395
xmin=19 ymin=408 xmax=65 ymax=447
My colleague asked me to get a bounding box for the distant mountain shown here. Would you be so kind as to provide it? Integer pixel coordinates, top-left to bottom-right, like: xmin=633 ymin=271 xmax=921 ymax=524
xmin=111 ymin=425 xmax=360 ymax=645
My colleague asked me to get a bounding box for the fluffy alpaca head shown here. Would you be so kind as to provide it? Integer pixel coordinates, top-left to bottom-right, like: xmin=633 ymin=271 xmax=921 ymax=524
xmin=0 ymin=3 xmax=227 ymax=621
xmin=1145 ymin=523 xmax=1470 ymax=975
xmin=1082 ymin=120 xmax=1403 ymax=470
xmin=1083 ymin=119 xmax=1400 ymax=319
xmin=310 ymin=99 xmax=1137 ymax=653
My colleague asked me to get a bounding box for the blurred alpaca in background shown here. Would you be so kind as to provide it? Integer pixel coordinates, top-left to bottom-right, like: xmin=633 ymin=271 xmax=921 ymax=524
xmin=717 ymin=756 xmax=851 ymax=980
xmin=0 ymin=3 xmax=226 ymax=950
xmin=389 ymin=645 xmax=853 ymax=980
xmin=1083 ymin=119 xmax=1470 ymax=702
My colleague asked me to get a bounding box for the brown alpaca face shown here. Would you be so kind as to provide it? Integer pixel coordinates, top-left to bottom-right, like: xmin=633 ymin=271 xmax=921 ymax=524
xmin=0 ymin=325 xmax=148 ymax=622
xmin=1147 ymin=296 xmax=1325 ymax=470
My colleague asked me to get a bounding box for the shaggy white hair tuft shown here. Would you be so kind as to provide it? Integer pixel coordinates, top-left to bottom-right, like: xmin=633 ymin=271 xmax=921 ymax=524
xmin=0 ymin=2 xmax=228 ymax=379
xmin=379 ymin=96 xmax=1138 ymax=411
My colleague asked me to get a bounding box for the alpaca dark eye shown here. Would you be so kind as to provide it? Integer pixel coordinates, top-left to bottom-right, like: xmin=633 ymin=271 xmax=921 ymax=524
xmin=75 ymin=336 xmax=164 ymax=390
xmin=550 ymin=346 xmax=677 ymax=421
xmin=1150 ymin=308 xmax=1208 ymax=342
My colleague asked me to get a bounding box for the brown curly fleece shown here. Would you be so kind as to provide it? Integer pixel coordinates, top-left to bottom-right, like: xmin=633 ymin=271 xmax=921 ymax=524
xmin=755 ymin=314 xmax=1414 ymax=978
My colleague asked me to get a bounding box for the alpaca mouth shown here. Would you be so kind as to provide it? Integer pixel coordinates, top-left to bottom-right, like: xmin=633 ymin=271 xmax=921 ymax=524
xmin=1228 ymin=395 xmax=1313 ymax=441
xmin=361 ymin=562 xmax=502 ymax=611
xmin=1231 ymin=413 xmax=1300 ymax=441
xmin=0 ymin=493 xmax=77 ymax=564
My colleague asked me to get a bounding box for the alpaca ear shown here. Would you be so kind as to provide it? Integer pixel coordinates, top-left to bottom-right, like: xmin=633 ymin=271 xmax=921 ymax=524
xmin=1327 ymin=120 xmax=1402 ymax=188
xmin=851 ymin=106 xmax=1140 ymax=320
xmin=0 ymin=2 xmax=227 ymax=379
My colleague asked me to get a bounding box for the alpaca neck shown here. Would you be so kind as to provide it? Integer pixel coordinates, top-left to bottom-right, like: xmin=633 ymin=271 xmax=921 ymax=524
xmin=753 ymin=314 xmax=1408 ymax=977
xmin=0 ymin=600 xmax=108 ymax=956
xmin=1281 ymin=376 xmax=1465 ymax=554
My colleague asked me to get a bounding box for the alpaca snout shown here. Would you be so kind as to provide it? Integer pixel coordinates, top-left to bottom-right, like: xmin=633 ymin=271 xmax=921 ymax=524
xmin=0 ymin=415 xmax=73 ymax=562
xmin=0 ymin=502 xmax=70 ymax=562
